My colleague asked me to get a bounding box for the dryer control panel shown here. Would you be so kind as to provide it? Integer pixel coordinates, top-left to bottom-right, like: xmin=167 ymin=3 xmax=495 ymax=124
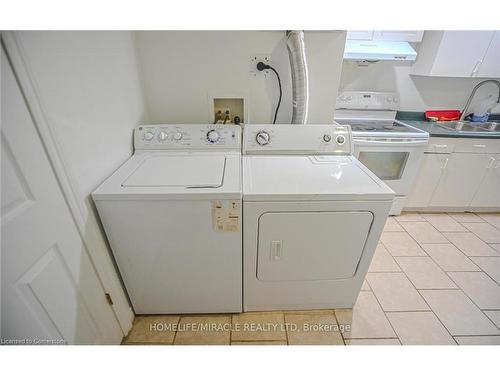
xmin=134 ymin=124 xmax=241 ymax=151
xmin=243 ymin=124 xmax=353 ymax=155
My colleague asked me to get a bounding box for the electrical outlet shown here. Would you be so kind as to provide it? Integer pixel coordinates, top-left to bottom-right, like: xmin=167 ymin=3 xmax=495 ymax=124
xmin=250 ymin=54 xmax=271 ymax=78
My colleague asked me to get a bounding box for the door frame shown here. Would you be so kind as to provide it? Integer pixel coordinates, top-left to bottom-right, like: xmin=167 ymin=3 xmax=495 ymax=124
xmin=1 ymin=31 xmax=134 ymax=335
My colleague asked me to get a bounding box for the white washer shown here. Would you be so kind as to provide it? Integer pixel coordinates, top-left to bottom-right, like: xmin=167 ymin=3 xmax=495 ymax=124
xmin=93 ymin=124 xmax=242 ymax=314
xmin=242 ymin=124 xmax=394 ymax=311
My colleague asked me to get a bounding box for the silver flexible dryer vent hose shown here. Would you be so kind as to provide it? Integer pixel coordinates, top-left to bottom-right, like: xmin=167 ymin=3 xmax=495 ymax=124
xmin=286 ymin=30 xmax=309 ymax=124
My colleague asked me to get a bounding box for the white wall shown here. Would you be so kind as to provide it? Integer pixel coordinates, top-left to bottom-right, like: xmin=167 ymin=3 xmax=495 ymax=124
xmin=340 ymin=59 xmax=500 ymax=114
xmin=10 ymin=31 xmax=148 ymax=331
xmin=135 ymin=31 xmax=346 ymax=124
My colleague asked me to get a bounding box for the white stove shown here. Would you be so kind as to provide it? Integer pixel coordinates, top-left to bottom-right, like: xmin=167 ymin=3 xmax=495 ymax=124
xmin=335 ymin=91 xmax=429 ymax=215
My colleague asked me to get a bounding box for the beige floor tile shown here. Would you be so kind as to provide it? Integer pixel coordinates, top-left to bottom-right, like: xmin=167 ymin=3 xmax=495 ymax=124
xmin=366 ymin=273 xmax=429 ymax=311
xmin=484 ymin=310 xmax=500 ymax=329
xmin=443 ymin=232 xmax=500 ymax=256
xmin=478 ymin=213 xmax=500 ymax=230
xmin=400 ymin=221 xmax=449 ymax=244
xmin=231 ymin=312 xmax=286 ymax=341
xmin=422 ymin=213 xmax=467 ymax=232
xmin=395 ymin=212 xmax=426 ymax=222
xmin=448 ymin=272 xmax=500 ymax=310
xmin=395 ymin=257 xmax=457 ymax=289
xmin=470 ymin=257 xmax=500 ymax=284
xmin=420 ymin=290 xmax=499 ymax=335
xmin=361 ymin=280 xmax=371 ymax=291
xmin=455 ymin=336 xmax=500 ymax=345
xmin=285 ymin=313 xmax=344 ymax=345
xmin=462 ymin=222 xmax=500 ymax=244
xmin=386 ymin=311 xmax=456 ymax=345
xmin=345 ymin=338 xmax=400 ymax=345
xmin=491 ymin=244 xmax=500 ymax=252
xmin=380 ymin=232 xmax=427 ymax=256
xmin=421 ymin=243 xmax=480 ymax=271
xmin=368 ymin=243 xmax=401 ymax=273
xmin=123 ymin=315 xmax=179 ymax=344
xmin=173 ymin=315 xmax=231 ymax=345
xmin=231 ymin=341 xmax=287 ymax=345
xmin=335 ymin=292 xmax=396 ymax=339
xmin=448 ymin=213 xmax=484 ymax=223
xmin=384 ymin=217 xmax=405 ymax=232
xmin=283 ymin=309 xmax=336 ymax=314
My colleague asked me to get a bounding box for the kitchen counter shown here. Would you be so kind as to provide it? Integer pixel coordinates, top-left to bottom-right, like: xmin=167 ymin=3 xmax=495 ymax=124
xmin=404 ymin=120 xmax=500 ymax=139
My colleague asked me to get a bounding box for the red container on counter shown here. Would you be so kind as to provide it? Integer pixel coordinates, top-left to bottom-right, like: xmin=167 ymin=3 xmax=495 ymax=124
xmin=425 ymin=110 xmax=461 ymax=121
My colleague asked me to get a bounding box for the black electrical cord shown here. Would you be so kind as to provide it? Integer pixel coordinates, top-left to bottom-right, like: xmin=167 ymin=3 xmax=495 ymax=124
xmin=257 ymin=62 xmax=282 ymax=124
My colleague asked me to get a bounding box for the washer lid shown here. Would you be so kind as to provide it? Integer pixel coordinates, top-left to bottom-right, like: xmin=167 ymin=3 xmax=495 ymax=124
xmin=123 ymin=155 xmax=226 ymax=188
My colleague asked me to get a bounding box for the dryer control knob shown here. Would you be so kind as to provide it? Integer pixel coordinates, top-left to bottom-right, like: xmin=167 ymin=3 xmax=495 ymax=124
xmin=158 ymin=131 xmax=168 ymax=141
xmin=206 ymin=130 xmax=220 ymax=143
xmin=144 ymin=131 xmax=154 ymax=141
xmin=256 ymin=131 xmax=270 ymax=146
xmin=173 ymin=132 xmax=183 ymax=141
xmin=336 ymin=134 xmax=346 ymax=145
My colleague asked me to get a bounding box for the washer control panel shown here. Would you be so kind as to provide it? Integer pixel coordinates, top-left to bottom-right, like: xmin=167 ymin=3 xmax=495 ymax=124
xmin=135 ymin=124 xmax=241 ymax=150
xmin=243 ymin=123 xmax=353 ymax=155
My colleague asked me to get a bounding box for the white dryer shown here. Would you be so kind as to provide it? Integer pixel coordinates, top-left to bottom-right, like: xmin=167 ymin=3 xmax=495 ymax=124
xmin=93 ymin=124 xmax=242 ymax=314
xmin=242 ymin=124 xmax=394 ymax=311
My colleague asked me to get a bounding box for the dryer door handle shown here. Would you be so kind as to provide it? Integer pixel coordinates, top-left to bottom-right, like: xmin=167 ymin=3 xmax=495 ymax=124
xmin=271 ymin=240 xmax=283 ymax=261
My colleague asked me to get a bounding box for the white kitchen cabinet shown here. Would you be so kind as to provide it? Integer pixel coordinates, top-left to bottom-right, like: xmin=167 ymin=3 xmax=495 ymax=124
xmin=406 ymin=153 xmax=448 ymax=208
xmin=429 ymin=153 xmax=491 ymax=207
xmin=411 ymin=31 xmax=497 ymax=77
xmin=346 ymin=31 xmax=374 ymax=40
xmin=478 ymin=31 xmax=500 ymax=78
xmin=372 ymin=31 xmax=424 ymax=42
xmin=470 ymin=155 xmax=500 ymax=208
xmin=346 ymin=30 xmax=423 ymax=42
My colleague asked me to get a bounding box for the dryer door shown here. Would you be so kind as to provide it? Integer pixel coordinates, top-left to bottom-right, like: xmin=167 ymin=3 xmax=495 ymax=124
xmin=257 ymin=211 xmax=373 ymax=281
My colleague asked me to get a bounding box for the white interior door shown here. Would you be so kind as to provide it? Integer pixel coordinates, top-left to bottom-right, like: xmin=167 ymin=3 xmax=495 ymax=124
xmin=1 ymin=50 xmax=123 ymax=344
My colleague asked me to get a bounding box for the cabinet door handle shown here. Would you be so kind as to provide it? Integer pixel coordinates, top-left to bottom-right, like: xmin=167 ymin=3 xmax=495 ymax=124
xmin=441 ymin=157 xmax=449 ymax=170
xmin=487 ymin=157 xmax=496 ymax=169
xmin=471 ymin=59 xmax=482 ymax=77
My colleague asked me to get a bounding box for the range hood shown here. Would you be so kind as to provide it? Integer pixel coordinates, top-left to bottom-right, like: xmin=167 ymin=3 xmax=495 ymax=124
xmin=343 ymin=40 xmax=417 ymax=61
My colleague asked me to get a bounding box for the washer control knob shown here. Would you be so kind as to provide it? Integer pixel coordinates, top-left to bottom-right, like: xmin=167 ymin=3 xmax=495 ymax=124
xmin=336 ymin=134 xmax=346 ymax=145
xmin=206 ymin=130 xmax=220 ymax=143
xmin=256 ymin=131 xmax=270 ymax=146
xmin=323 ymin=134 xmax=331 ymax=142
xmin=144 ymin=131 xmax=154 ymax=141
xmin=158 ymin=131 xmax=168 ymax=141
xmin=173 ymin=132 xmax=183 ymax=141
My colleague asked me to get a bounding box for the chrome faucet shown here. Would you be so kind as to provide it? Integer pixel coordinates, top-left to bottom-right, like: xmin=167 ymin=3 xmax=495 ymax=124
xmin=460 ymin=79 xmax=500 ymax=121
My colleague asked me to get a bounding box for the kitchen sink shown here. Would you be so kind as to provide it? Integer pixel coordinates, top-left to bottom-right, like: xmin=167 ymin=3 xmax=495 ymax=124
xmin=435 ymin=121 xmax=500 ymax=133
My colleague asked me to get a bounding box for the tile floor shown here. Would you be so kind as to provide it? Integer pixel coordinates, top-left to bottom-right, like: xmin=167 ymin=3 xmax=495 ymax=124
xmin=123 ymin=212 xmax=500 ymax=345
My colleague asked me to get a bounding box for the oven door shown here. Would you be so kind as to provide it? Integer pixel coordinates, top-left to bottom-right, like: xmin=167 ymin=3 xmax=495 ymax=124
xmin=353 ymin=138 xmax=427 ymax=196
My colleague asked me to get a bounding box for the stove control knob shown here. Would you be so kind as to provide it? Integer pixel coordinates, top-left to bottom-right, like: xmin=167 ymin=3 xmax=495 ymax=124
xmin=323 ymin=134 xmax=331 ymax=142
xmin=336 ymin=135 xmax=346 ymax=145
xmin=173 ymin=132 xmax=183 ymax=141
xmin=144 ymin=131 xmax=154 ymax=141
xmin=158 ymin=131 xmax=168 ymax=141
xmin=207 ymin=130 xmax=220 ymax=143
xmin=256 ymin=131 xmax=270 ymax=146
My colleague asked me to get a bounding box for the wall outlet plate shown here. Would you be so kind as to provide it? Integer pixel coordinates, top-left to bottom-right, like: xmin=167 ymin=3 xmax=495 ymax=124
xmin=250 ymin=54 xmax=271 ymax=78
